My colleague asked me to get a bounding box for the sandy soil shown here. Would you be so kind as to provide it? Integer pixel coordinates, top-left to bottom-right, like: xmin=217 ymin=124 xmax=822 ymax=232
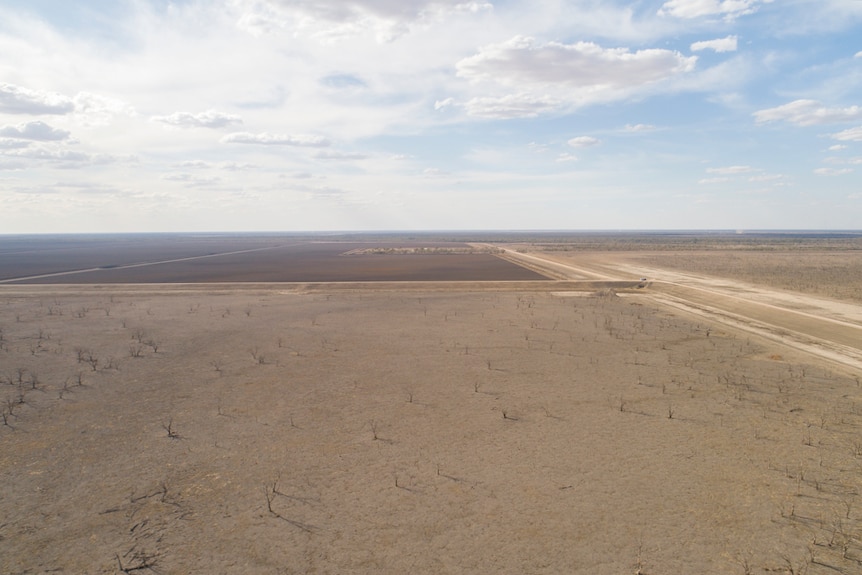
xmin=501 ymin=248 xmax=862 ymax=376
xmin=2 ymin=279 xmax=862 ymax=574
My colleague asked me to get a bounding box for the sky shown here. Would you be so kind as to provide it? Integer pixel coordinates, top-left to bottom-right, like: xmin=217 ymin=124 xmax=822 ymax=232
xmin=1 ymin=0 xmax=861 ymax=233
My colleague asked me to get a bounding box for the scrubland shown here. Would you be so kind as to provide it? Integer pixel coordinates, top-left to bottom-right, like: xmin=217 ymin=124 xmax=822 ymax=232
xmin=3 ymin=282 xmax=862 ymax=574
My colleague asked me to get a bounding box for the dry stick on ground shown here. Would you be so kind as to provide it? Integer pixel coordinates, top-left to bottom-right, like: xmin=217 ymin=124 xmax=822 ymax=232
xmin=162 ymin=418 xmax=180 ymax=439
xmin=250 ymin=348 xmax=265 ymax=364
xmin=634 ymin=542 xmax=646 ymax=575
xmin=130 ymin=482 xmax=169 ymax=504
xmin=263 ymin=482 xmax=315 ymax=532
xmin=217 ymin=397 xmax=232 ymax=418
xmin=115 ymin=551 xmax=159 ymax=574
xmin=85 ymin=352 xmax=99 ymax=372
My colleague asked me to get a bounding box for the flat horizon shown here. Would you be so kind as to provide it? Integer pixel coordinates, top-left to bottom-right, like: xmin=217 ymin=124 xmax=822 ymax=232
xmin=3 ymin=229 xmax=862 ymax=237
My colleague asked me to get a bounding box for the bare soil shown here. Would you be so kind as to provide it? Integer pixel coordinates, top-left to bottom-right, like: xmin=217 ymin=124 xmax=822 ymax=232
xmin=0 ymin=236 xmax=546 ymax=283
xmin=2 ymin=279 xmax=862 ymax=574
xmin=499 ymin=245 xmax=862 ymax=373
xmin=619 ymin=250 xmax=862 ymax=304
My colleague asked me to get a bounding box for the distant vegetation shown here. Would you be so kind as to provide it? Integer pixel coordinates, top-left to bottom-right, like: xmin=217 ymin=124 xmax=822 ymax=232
xmin=343 ymin=246 xmax=504 ymax=256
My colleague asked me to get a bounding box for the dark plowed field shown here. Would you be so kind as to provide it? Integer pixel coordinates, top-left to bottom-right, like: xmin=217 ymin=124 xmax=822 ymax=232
xmin=0 ymin=235 xmax=548 ymax=283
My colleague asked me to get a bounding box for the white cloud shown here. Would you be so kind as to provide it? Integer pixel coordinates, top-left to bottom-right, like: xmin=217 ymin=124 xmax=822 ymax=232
xmin=691 ymin=36 xmax=738 ymax=53
xmin=173 ymin=160 xmax=257 ymax=170
xmin=568 ymin=136 xmax=600 ymax=148
xmin=698 ymin=177 xmax=730 ymax=184
xmin=434 ymin=98 xmax=454 ymax=110
xmin=624 ymin=123 xmax=656 ymax=132
xmin=0 ymin=83 xmax=75 ymax=115
xmin=151 ymin=109 xmax=243 ymax=129
xmin=556 ymin=153 xmax=578 ymax=163
xmin=72 ymin=92 xmax=136 ymax=126
xmin=0 ymin=159 xmax=26 ymax=171
xmin=314 ymin=151 xmax=369 ymax=160
xmin=0 ymin=120 xmax=70 ymax=141
xmin=658 ymin=0 xmax=767 ymax=21
xmin=831 ymin=126 xmax=862 ymax=141
xmin=2 ymin=146 xmax=135 ymax=167
xmin=0 ymin=138 xmax=32 ymax=149
xmin=824 ymin=156 xmax=862 ymax=166
xmin=753 ymin=100 xmax=862 ymax=126
xmin=828 ymin=144 xmax=847 ymax=151
xmin=300 ymin=184 xmax=348 ymax=198
xmin=856 ymin=51 xmax=862 ymax=59
xmin=221 ymin=132 xmax=331 ymax=146
xmin=456 ymin=36 xmax=696 ymax=117
xmin=458 ymin=36 xmax=695 ymax=88
xmin=748 ymin=173 xmax=783 ymax=182
xmin=220 ymin=161 xmax=257 ymax=171
xmin=422 ymin=167 xmax=448 ymax=176
xmin=0 ymin=84 xmax=134 ymax=126
xmin=0 ymin=85 xmax=132 ymax=123
xmin=463 ymin=94 xmax=561 ymax=119
xmin=233 ymin=0 xmax=493 ymax=42
xmin=173 ymin=160 xmax=212 ymax=169
xmin=706 ymin=165 xmax=757 ymax=174
xmin=161 ymin=173 xmax=222 ymax=187
xmin=814 ymin=167 xmax=853 ymax=176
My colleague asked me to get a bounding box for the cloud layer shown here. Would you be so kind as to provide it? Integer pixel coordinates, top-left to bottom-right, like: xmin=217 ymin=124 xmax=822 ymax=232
xmin=221 ymin=132 xmax=331 ymax=146
xmin=151 ymin=110 xmax=243 ymax=129
xmin=754 ymin=100 xmax=862 ymax=126
xmin=0 ymin=120 xmax=70 ymax=141
xmin=456 ymin=36 xmax=696 ymax=117
xmin=0 ymin=0 xmax=860 ymax=232
xmin=0 ymin=84 xmax=74 ymax=115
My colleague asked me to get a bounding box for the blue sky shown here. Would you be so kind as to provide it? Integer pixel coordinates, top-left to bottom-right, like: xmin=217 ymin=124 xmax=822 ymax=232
xmin=1 ymin=0 xmax=861 ymax=232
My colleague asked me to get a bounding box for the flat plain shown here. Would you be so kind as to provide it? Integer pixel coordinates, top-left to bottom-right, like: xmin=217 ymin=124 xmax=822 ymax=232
xmin=2 ymin=232 xmax=862 ymax=574
xmin=0 ymin=234 xmax=546 ymax=283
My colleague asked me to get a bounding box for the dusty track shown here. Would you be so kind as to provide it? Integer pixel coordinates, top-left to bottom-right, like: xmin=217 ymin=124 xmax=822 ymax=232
xmin=499 ymin=248 xmax=862 ymax=374
xmin=0 ymin=279 xmax=642 ymax=298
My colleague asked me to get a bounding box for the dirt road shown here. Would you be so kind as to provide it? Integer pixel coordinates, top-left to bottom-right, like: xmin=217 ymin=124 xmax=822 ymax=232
xmin=499 ymin=247 xmax=862 ymax=374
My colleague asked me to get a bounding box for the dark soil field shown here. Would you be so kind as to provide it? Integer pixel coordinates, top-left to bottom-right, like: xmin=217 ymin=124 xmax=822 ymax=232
xmin=0 ymin=235 xmax=547 ymax=283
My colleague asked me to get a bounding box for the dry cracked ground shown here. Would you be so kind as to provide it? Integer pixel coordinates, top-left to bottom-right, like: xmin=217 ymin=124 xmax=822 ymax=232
xmin=3 ymin=247 xmax=862 ymax=574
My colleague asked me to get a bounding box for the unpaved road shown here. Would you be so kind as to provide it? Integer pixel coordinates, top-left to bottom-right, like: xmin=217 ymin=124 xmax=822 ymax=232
xmin=499 ymin=247 xmax=862 ymax=374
